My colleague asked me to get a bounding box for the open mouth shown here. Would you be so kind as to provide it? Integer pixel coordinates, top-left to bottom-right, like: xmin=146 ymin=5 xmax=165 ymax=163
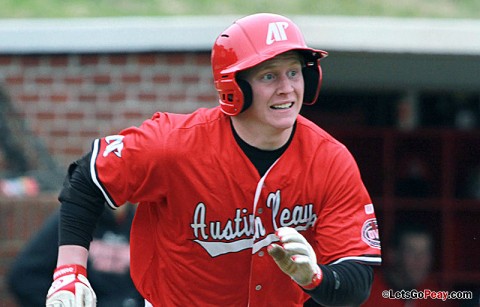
xmin=270 ymin=102 xmax=294 ymax=110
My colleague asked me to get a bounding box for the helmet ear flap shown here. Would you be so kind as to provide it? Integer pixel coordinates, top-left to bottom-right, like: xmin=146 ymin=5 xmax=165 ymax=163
xmin=236 ymin=79 xmax=253 ymax=113
xmin=302 ymin=65 xmax=322 ymax=105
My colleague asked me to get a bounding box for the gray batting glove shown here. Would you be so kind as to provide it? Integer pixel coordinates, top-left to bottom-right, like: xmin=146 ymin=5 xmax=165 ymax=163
xmin=268 ymin=227 xmax=323 ymax=290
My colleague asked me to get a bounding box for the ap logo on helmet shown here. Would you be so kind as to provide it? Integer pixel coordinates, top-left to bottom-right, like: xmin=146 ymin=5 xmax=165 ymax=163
xmin=266 ymin=22 xmax=289 ymax=45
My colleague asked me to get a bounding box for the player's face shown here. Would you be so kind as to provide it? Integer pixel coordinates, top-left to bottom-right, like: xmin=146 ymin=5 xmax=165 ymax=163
xmin=236 ymin=52 xmax=304 ymax=135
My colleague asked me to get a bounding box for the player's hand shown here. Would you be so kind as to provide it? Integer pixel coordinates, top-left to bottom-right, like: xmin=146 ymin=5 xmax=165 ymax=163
xmin=46 ymin=264 xmax=96 ymax=307
xmin=268 ymin=227 xmax=323 ymax=290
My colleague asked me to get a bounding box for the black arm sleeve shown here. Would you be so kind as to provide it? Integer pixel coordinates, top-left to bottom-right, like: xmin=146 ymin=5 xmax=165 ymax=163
xmin=58 ymin=152 xmax=106 ymax=248
xmin=304 ymin=261 xmax=374 ymax=307
xmin=6 ymin=211 xmax=60 ymax=306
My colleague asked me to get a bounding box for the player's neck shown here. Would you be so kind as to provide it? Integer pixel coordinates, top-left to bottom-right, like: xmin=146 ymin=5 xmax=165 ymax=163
xmin=230 ymin=118 xmax=294 ymax=150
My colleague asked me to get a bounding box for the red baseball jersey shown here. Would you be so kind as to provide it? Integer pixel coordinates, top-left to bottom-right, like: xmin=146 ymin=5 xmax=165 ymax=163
xmin=90 ymin=106 xmax=381 ymax=306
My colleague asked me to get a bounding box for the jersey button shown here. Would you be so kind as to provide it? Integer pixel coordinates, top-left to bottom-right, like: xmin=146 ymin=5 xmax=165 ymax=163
xmin=257 ymin=208 xmax=263 ymax=214
xmin=258 ymin=251 xmax=264 ymax=257
xmin=255 ymin=285 xmax=262 ymax=291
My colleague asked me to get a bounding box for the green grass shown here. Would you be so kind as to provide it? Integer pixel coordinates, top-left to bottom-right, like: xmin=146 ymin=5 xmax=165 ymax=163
xmin=2 ymin=0 xmax=480 ymax=19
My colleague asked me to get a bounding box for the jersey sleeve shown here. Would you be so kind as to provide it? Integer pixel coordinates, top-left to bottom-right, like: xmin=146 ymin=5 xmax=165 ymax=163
xmin=90 ymin=113 xmax=169 ymax=208
xmin=314 ymin=145 xmax=381 ymax=266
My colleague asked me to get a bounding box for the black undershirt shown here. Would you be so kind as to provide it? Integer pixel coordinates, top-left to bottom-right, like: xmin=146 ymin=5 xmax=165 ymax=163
xmin=231 ymin=121 xmax=295 ymax=176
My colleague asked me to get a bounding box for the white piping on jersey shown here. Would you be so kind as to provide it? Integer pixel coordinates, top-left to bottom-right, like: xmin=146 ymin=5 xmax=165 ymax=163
xmin=91 ymin=139 xmax=117 ymax=209
xmin=248 ymin=159 xmax=280 ymax=307
xmin=252 ymin=159 xmax=279 ymax=221
xmin=252 ymin=158 xmax=281 ymax=249
xmin=330 ymin=255 xmax=382 ymax=265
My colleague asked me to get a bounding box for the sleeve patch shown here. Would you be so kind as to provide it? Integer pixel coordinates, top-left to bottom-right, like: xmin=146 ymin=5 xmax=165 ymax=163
xmin=361 ymin=218 xmax=381 ymax=249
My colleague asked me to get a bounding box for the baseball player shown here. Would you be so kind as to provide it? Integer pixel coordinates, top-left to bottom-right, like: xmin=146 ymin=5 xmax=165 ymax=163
xmin=46 ymin=13 xmax=381 ymax=306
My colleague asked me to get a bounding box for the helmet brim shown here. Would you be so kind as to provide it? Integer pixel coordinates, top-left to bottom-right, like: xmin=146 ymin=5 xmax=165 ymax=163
xmin=220 ymin=47 xmax=328 ymax=75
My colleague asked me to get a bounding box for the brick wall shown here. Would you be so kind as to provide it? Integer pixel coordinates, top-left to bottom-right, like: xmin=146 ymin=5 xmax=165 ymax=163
xmin=0 ymin=52 xmax=217 ymax=169
xmin=0 ymin=51 xmax=217 ymax=306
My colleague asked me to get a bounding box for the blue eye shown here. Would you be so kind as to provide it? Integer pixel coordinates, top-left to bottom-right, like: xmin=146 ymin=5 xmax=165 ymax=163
xmin=288 ymin=70 xmax=299 ymax=78
xmin=262 ymin=73 xmax=275 ymax=81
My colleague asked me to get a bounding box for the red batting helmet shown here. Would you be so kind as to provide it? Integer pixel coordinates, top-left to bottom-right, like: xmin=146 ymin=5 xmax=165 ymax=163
xmin=211 ymin=13 xmax=328 ymax=116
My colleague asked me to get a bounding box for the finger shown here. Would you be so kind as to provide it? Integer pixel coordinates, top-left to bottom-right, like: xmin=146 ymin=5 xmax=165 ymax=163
xmin=276 ymin=228 xmax=306 ymax=244
xmin=290 ymin=254 xmax=311 ymax=265
xmin=275 ymin=227 xmax=299 ymax=239
xmin=282 ymin=242 xmax=310 ymax=257
xmin=267 ymin=244 xmax=289 ymax=262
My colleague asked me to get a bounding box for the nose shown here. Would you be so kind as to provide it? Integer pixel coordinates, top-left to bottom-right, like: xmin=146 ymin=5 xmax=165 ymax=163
xmin=276 ymin=75 xmax=294 ymax=95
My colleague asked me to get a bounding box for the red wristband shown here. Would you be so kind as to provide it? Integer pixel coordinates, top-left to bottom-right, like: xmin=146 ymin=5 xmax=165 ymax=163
xmin=53 ymin=264 xmax=87 ymax=280
xmin=301 ymin=270 xmax=323 ymax=290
